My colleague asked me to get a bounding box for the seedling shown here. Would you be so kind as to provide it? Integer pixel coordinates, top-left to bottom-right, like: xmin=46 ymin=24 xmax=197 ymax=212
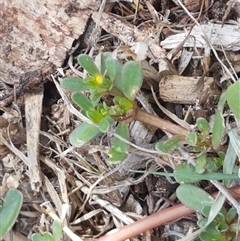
xmin=31 ymin=220 xmax=62 ymax=241
xmin=198 ymin=206 xmax=240 ymax=241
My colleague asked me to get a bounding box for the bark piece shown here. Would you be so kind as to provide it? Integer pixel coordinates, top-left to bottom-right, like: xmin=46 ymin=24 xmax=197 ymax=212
xmin=0 ymin=0 xmax=100 ymax=85
xmin=0 ymin=65 xmax=53 ymax=107
xmin=159 ymin=75 xmax=220 ymax=104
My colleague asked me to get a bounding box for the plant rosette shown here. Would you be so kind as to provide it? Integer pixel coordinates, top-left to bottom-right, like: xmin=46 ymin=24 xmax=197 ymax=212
xmin=61 ymin=53 xmax=143 ymax=163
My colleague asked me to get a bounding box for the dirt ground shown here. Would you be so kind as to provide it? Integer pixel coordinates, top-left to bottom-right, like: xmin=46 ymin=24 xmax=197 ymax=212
xmin=1 ymin=0 xmax=240 ymax=241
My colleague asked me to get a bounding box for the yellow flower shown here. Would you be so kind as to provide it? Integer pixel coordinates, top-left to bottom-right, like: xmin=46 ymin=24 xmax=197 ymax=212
xmin=95 ymin=75 xmax=104 ymax=84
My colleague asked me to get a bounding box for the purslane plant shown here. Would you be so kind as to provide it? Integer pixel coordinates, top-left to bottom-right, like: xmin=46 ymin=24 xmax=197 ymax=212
xmin=61 ymin=53 xmax=190 ymax=162
xmin=61 ymin=53 xmax=143 ymax=162
xmin=61 ymin=53 xmax=240 ymax=161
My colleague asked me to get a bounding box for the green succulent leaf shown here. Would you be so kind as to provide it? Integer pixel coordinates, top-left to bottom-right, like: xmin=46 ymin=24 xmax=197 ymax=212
xmin=176 ymin=184 xmax=213 ymax=212
xmin=0 ymin=189 xmax=23 ymax=238
xmin=216 ymin=220 xmax=228 ymax=232
xmin=83 ymin=76 xmax=99 ymax=88
xmin=226 ymin=207 xmax=237 ymax=223
xmin=114 ymin=106 xmax=127 ymax=116
xmin=71 ymin=92 xmax=94 ymax=111
xmin=113 ymin=96 xmax=133 ymax=111
xmin=51 ymin=220 xmax=62 ymax=241
xmin=201 ymin=206 xmax=211 ymax=217
xmin=69 ymin=123 xmax=100 ymax=147
xmin=97 ymin=103 xmax=111 ymax=116
xmin=86 ymin=110 xmax=104 ymax=123
xmin=106 ymin=58 xmax=123 ymax=93
xmin=31 ymin=233 xmax=46 ymax=241
xmin=212 ymin=111 xmax=225 ymax=149
xmin=77 ymin=54 xmax=99 ymax=76
xmin=108 ymin=147 xmax=128 ymax=163
xmin=155 ymin=135 xmax=183 ymax=152
xmin=174 ymin=163 xmax=201 ymax=183
xmin=106 ymin=122 xmax=130 ymax=163
xmin=199 ymin=231 xmax=222 ymax=241
xmin=197 ymin=117 xmax=210 ymax=136
xmin=31 ymin=232 xmax=54 ymax=241
xmin=42 ymin=233 xmax=54 ymax=241
xmin=99 ymin=116 xmax=115 ymax=133
xmin=197 ymin=218 xmax=208 ymax=228
xmin=213 ymin=152 xmax=225 ymax=170
xmin=186 ymin=131 xmax=197 ymax=146
xmin=100 ymin=52 xmax=111 ymax=75
xmin=229 ymin=223 xmax=240 ymax=232
xmin=193 ymin=145 xmax=206 ymax=152
xmin=205 ymin=157 xmax=219 ymax=173
xmin=226 ymin=80 xmax=240 ymax=119
xmin=106 ymin=58 xmax=123 ymax=80
xmin=195 ymin=154 xmax=207 ymax=174
xmin=215 ymin=212 xmax=226 ymax=223
xmin=107 ymin=106 xmax=118 ymax=116
xmin=112 ymin=122 xmax=129 ymax=153
xmin=90 ymin=87 xmax=108 ymax=102
xmin=204 ymin=222 xmax=222 ymax=236
xmin=121 ymin=61 xmax=143 ymax=100
xmin=60 ymin=77 xmax=90 ymax=91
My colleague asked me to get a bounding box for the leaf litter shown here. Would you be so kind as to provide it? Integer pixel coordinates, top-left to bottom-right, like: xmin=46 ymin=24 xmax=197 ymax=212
xmin=1 ymin=0 xmax=240 ymax=241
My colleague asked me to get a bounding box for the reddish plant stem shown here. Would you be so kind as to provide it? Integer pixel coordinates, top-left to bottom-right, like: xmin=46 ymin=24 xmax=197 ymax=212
xmin=95 ymin=185 xmax=240 ymax=241
xmin=135 ymin=108 xmax=190 ymax=137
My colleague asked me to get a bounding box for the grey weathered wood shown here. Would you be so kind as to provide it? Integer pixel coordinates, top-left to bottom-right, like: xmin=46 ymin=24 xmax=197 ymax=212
xmin=0 ymin=0 xmax=100 ymax=87
xmin=25 ymin=90 xmax=43 ymax=191
xmin=159 ymin=75 xmax=220 ymax=104
xmin=161 ymin=23 xmax=240 ymax=51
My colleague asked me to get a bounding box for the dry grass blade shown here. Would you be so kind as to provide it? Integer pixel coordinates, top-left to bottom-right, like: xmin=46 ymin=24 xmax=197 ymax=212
xmin=151 ymin=86 xmax=192 ymax=130
xmin=43 ymin=175 xmax=63 ymax=218
xmin=0 ymin=135 xmax=28 ymax=165
xmin=70 ymin=209 xmax=105 ymax=225
xmin=211 ymin=180 xmax=240 ymax=216
xmin=40 ymin=205 xmax=84 ymax=241
xmin=87 ymin=192 xmax=136 ymax=226
xmin=40 ymin=156 xmax=69 ymax=209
